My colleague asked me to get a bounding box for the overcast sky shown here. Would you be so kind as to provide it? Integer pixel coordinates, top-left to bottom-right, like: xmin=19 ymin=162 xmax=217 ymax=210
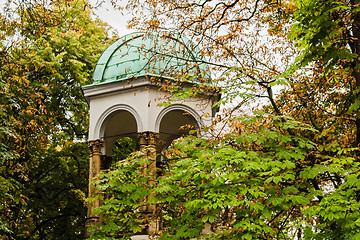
xmin=93 ymin=1 xmax=133 ymax=37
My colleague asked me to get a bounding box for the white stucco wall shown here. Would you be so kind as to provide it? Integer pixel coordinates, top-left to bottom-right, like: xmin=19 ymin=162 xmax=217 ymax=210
xmin=82 ymin=77 xmax=218 ymax=155
xmin=83 ymin=77 xmax=215 ymax=140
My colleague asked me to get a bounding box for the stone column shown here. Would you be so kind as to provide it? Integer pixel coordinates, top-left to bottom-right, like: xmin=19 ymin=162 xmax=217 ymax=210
xmin=85 ymin=139 xmax=104 ymax=237
xmin=137 ymin=131 xmax=160 ymax=234
xmin=138 ymin=131 xmax=159 ymax=174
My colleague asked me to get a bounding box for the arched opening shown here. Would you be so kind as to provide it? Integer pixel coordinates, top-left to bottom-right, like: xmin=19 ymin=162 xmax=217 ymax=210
xmin=159 ymin=109 xmax=200 ymax=150
xmin=100 ymin=110 xmax=139 ymax=169
xmin=158 ymin=109 xmax=200 ymax=170
xmin=156 ymin=108 xmax=200 ymax=231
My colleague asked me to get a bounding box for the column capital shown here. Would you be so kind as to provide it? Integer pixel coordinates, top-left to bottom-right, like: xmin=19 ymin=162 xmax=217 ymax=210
xmin=88 ymin=139 xmax=104 ymax=154
xmin=138 ymin=131 xmax=160 ymax=147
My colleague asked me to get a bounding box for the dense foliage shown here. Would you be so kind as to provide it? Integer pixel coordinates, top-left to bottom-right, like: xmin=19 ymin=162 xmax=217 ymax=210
xmin=91 ymin=0 xmax=360 ymax=239
xmin=0 ymin=0 xmax=113 ymax=238
xmin=91 ymin=115 xmax=359 ymax=239
xmin=112 ymin=137 xmax=139 ymax=163
xmin=1 ymin=0 xmax=359 ymax=239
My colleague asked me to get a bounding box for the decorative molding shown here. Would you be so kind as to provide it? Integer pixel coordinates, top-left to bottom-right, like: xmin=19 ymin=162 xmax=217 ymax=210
xmin=82 ymin=77 xmax=156 ymax=101
xmin=88 ymin=139 xmax=104 ymax=155
xmin=138 ymin=131 xmax=160 ymax=147
xmin=93 ymin=104 xmax=142 ymax=140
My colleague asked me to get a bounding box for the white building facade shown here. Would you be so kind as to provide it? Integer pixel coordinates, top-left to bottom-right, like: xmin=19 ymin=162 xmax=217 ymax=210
xmin=82 ymin=32 xmax=220 ymax=237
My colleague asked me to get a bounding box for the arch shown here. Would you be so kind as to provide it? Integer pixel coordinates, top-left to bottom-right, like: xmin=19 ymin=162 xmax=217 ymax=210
xmin=94 ymin=104 xmax=142 ymax=140
xmin=156 ymin=104 xmax=204 ymax=153
xmin=155 ymin=104 xmax=204 ymax=133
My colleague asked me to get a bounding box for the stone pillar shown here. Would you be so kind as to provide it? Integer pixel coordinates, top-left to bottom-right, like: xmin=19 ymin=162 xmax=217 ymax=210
xmin=85 ymin=139 xmax=104 ymax=237
xmin=137 ymin=131 xmax=160 ymax=234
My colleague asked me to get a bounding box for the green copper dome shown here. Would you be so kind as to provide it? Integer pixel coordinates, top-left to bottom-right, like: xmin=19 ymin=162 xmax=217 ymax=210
xmin=91 ymin=32 xmax=210 ymax=85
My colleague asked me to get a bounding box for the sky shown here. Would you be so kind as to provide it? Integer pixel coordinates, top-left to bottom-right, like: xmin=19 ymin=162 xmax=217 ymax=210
xmin=93 ymin=1 xmax=133 ymax=37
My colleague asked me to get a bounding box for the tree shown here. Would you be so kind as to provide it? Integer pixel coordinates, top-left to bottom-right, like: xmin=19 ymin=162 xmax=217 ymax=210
xmin=289 ymin=0 xmax=360 ymax=148
xmin=91 ymin=0 xmax=360 ymax=239
xmin=0 ymin=0 xmax=114 ymax=238
xmin=274 ymin=0 xmax=360 ymax=237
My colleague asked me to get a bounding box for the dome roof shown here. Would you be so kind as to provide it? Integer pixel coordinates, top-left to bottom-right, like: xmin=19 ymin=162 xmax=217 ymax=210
xmin=91 ymin=32 xmax=210 ymax=85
